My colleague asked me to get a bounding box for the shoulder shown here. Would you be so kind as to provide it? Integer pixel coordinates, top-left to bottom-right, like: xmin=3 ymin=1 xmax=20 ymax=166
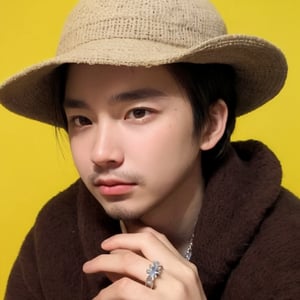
xmin=257 ymin=188 xmax=300 ymax=254
xmin=5 ymin=180 xmax=86 ymax=298
xmin=35 ymin=180 xmax=81 ymax=227
xmin=38 ymin=179 xmax=81 ymax=213
xmin=21 ymin=179 xmax=85 ymax=247
xmin=15 ymin=179 xmax=82 ymax=251
xmin=223 ymin=188 xmax=300 ymax=299
xmin=29 ymin=179 xmax=87 ymax=248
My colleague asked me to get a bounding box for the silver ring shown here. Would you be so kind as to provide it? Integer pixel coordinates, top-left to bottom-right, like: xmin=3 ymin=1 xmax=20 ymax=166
xmin=145 ymin=261 xmax=163 ymax=289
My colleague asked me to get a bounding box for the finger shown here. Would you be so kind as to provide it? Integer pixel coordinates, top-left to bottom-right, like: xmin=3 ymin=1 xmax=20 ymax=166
xmin=93 ymin=267 xmax=206 ymax=300
xmin=124 ymin=222 xmax=179 ymax=255
xmin=83 ymin=249 xmax=145 ymax=283
xmin=85 ymin=249 xmax=206 ymax=299
xmin=101 ymin=234 xmax=200 ymax=285
xmin=83 ymin=249 xmax=176 ymax=290
xmin=93 ymin=277 xmax=156 ymax=300
xmin=101 ymin=231 xmax=184 ymax=266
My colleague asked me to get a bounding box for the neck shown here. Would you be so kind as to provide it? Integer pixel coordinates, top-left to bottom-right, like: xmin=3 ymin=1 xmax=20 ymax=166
xmin=123 ymin=165 xmax=204 ymax=253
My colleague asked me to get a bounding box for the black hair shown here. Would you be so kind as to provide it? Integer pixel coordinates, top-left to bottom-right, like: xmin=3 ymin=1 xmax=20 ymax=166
xmin=53 ymin=64 xmax=69 ymax=130
xmin=53 ymin=63 xmax=237 ymax=178
xmin=168 ymin=63 xmax=237 ymax=178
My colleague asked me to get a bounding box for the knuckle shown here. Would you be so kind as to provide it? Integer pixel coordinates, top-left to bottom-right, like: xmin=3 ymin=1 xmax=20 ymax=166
xmin=189 ymin=265 xmax=199 ymax=281
xmin=143 ymin=227 xmax=167 ymax=240
xmin=142 ymin=231 xmax=156 ymax=243
xmin=182 ymin=262 xmax=200 ymax=283
xmin=187 ymin=263 xmax=198 ymax=280
xmin=157 ymin=230 xmax=168 ymax=241
xmin=172 ymin=278 xmax=189 ymax=297
xmin=140 ymin=226 xmax=154 ymax=233
xmin=188 ymin=262 xmax=199 ymax=276
xmin=170 ymin=265 xmax=201 ymax=298
xmin=116 ymin=277 xmax=132 ymax=291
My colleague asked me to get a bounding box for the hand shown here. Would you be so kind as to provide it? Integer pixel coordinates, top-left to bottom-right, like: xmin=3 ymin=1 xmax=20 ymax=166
xmin=83 ymin=226 xmax=207 ymax=300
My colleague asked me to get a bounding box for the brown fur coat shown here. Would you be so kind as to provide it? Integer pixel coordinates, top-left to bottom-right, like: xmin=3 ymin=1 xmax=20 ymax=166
xmin=5 ymin=141 xmax=300 ymax=299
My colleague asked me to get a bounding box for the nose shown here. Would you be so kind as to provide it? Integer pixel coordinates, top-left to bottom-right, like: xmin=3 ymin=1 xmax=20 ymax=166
xmin=91 ymin=124 xmax=124 ymax=169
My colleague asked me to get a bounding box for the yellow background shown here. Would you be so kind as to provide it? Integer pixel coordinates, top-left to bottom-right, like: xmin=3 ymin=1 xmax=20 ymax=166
xmin=0 ymin=0 xmax=299 ymax=297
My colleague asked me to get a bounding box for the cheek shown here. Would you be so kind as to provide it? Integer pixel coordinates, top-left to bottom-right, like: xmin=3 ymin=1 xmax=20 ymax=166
xmin=127 ymin=117 xmax=199 ymax=176
xmin=69 ymin=137 xmax=90 ymax=176
xmin=129 ymin=126 xmax=201 ymax=202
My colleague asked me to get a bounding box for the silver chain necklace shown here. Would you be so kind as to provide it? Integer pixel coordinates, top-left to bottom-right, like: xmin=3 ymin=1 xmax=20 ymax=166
xmin=184 ymin=233 xmax=194 ymax=261
xmin=120 ymin=220 xmax=194 ymax=261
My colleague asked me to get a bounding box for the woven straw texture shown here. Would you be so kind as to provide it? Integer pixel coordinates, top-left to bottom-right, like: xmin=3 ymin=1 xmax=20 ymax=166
xmin=0 ymin=0 xmax=288 ymax=126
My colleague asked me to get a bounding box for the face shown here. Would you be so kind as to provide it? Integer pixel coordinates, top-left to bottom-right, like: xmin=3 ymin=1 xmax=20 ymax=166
xmin=64 ymin=64 xmax=207 ymax=223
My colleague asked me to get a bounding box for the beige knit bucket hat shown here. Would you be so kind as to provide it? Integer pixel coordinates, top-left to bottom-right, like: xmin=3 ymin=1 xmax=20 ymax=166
xmin=0 ymin=0 xmax=287 ymax=126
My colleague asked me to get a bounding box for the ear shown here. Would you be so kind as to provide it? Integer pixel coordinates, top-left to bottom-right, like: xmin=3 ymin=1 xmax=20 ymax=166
xmin=200 ymin=99 xmax=228 ymax=151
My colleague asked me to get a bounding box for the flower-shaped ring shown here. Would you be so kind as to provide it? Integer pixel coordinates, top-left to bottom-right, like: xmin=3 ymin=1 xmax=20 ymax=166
xmin=145 ymin=261 xmax=163 ymax=289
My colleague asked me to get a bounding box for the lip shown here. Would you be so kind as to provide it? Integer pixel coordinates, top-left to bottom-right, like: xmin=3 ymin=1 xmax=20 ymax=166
xmin=94 ymin=178 xmax=137 ymax=196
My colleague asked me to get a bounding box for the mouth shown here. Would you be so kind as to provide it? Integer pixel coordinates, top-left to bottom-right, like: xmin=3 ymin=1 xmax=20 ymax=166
xmin=94 ymin=179 xmax=137 ymax=196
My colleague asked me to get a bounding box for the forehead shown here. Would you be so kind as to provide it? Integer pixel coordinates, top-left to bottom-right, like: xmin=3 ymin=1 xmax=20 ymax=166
xmin=65 ymin=63 xmax=183 ymax=95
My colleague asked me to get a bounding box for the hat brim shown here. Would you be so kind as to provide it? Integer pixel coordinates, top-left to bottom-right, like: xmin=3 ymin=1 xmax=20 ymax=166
xmin=0 ymin=34 xmax=287 ymax=126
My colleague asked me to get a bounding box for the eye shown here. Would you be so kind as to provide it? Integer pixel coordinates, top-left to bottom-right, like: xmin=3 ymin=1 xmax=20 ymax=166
xmin=69 ymin=116 xmax=92 ymax=127
xmin=125 ymin=108 xmax=152 ymax=120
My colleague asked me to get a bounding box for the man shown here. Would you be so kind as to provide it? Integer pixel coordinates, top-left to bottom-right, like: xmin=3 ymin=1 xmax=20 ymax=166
xmin=1 ymin=0 xmax=299 ymax=299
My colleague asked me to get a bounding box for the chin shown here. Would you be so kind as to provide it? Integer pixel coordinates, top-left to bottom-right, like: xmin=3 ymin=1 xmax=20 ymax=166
xmin=105 ymin=206 xmax=145 ymax=221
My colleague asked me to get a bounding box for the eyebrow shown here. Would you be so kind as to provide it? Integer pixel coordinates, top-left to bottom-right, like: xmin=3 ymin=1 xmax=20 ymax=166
xmin=63 ymin=98 xmax=90 ymax=109
xmin=111 ymin=88 xmax=167 ymax=102
xmin=64 ymin=88 xmax=167 ymax=109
